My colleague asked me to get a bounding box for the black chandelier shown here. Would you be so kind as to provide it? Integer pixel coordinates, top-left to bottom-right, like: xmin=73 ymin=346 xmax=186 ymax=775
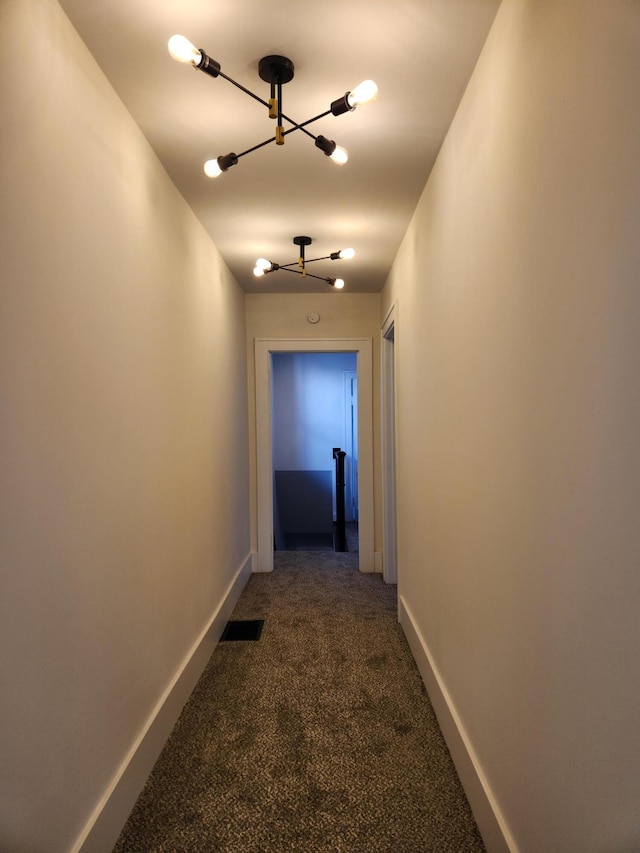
xmin=253 ymin=236 xmax=355 ymax=289
xmin=168 ymin=35 xmax=378 ymax=178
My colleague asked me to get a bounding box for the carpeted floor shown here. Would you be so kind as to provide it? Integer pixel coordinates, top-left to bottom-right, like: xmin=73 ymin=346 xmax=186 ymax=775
xmin=112 ymin=552 xmax=486 ymax=852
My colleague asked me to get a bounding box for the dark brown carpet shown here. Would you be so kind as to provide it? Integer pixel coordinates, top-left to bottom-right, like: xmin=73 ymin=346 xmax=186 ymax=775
xmin=112 ymin=552 xmax=486 ymax=852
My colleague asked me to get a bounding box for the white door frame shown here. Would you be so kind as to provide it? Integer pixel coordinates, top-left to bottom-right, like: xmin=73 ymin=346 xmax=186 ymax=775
xmin=255 ymin=338 xmax=374 ymax=574
xmin=381 ymin=306 xmax=398 ymax=584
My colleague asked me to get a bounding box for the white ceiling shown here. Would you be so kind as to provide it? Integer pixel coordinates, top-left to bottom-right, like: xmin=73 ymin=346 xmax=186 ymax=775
xmin=59 ymin=0 xmax=501 ymax=294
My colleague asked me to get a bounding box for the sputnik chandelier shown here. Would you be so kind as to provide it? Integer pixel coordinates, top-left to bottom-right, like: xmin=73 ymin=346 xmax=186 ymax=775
xmin=167 ymin=35 xmax=378 ymax=177
xmin=253 ymin=237 xmax=355 ymax=289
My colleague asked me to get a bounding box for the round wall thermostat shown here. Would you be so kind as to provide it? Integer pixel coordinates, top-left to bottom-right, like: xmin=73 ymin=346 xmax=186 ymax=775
xmin=307 ymin=312 xmax=320 ymax=324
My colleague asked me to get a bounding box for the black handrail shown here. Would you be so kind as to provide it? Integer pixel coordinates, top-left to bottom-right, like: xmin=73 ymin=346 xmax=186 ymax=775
xmin=333 ymin=448 xmax=347 ymax=552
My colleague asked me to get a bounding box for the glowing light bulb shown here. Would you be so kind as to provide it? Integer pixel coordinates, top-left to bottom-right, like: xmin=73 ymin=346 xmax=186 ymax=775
xmin=204 ymin=158 xmax=223 ymax=178
xmin=255 ymin=258 xmax=271 ymax=270
xmin=168 ymin=35 xmax=202 ymax=66
xmin=330 ymin=145 xmax=349 ymax=165
xmin=339 ymin=248 xmax=355 ymax=260
xmin=334 ymin=278 xmax=345 ymax=290
xmin=253 ymin=266 xmax=265 ymax=277
xmin=347 ymin=80 xmax=378 ymax=109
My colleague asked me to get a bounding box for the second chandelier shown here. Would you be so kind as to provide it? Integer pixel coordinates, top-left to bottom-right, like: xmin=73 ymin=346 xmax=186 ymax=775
xmin=253 ymin=236 xmax=356 ymax=289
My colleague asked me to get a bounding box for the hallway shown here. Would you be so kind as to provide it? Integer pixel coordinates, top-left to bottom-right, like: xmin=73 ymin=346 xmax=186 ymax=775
xmin=112 ymin=552 xmax=484 ymax=852
xmin=4 ymin=2 xmax=640 ymax=850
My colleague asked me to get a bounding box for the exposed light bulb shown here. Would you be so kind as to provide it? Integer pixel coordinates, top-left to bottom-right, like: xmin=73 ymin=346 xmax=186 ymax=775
xmin=330 ymin=145 xmax=349 ymax=165
xmin=316 ymin=136 xmax=348 ymax=164
xmin=253 ymin=266 xmax=265 ymax=277
xmin=255 ymin=258 xmax=271 ymax=270
xmin=339 ymin=248 xmax=355 ymax=260
xmin=204 ymin=153 xmax=238 ymax=177
xmin=347 ymin=79 xmax=378 ymax=109
xmin=334 ymin=278 xmax=345 ymax=290
xmin=168 ymin=35 xmax=202 ymax=66
xmin=204 ymin=158 xmax=223 ymax=178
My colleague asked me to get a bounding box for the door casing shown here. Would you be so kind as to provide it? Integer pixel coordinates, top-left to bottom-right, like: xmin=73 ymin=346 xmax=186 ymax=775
xmin=381 ymin=306 xmax=398 ymax=585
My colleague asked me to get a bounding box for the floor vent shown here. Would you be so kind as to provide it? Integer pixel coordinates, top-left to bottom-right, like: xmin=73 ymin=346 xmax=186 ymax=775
xmin=220 ymin=619 xmax=264 ymax=642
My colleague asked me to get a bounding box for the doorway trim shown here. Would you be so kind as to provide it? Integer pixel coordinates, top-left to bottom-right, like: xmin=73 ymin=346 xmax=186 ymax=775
xmin=381 ymin=305 xmax=398 ymax=584
xmin=255 ymin=338 xmax=374 ymax=574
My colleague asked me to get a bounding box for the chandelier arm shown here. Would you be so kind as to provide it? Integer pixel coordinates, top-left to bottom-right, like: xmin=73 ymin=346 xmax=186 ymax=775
xmin=234 ymin=127 xmax=340 ymax=161
xmin=217 ymin=70 xmax=271 ymax=109
xmin=302 ymin=255 xmax=333 ymax=264
xmin=235 ymin=135 xmax=279 ymax=159
xmin=276 ymin=267 xmax=332 ymax=283
xmin=280 ymin=109 xmax=333 ymax=141
xmin=285 ymin=109 xmax=332 ymax=129
xmin=277 ymin=267 xmax=304 ymax=276
xmin=208 ymin=103 xmax=330 ymax=154
xmin=281 ymin=124 xmax=316 ymax=142
xmin=303 ymin=271 xmax=337 ymax=283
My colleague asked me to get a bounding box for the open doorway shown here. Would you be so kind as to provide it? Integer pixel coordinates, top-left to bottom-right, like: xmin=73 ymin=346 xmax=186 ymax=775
xmin=255 ymin=338 xmax=374 ymax=573
xmin=271 ymin=352 xmax=358 ymax=551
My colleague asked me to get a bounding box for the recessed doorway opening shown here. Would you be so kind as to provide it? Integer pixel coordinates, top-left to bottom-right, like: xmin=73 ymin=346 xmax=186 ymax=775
xmin=271 ymin=352 xmax=358 ymax=553
xmin=255 ymin=338 xmax=374 ymax=574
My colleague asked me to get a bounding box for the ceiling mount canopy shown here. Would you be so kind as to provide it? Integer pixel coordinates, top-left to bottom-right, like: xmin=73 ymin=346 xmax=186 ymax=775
xmin=167 ymin=35 xmax=378 ymax=178
xmin=253 ymin=236 xmax=356 ymax=289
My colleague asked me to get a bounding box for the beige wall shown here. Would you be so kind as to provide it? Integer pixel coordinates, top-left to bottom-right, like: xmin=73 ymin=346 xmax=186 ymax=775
xmin=0 ymin=1 xmax=250 ymax=850
xmin=382 ymin=0 xmax=640 ymax=850
xmin=245 ymin=293 xmax=382 ymax=560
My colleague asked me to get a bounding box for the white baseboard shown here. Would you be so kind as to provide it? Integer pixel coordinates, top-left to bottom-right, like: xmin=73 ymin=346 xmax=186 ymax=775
xmin=399 ymin=595 xmax=517 ymax=853
xmin=74 ymin=553 xmax=253 ymax=853
xmin=374 ymin=550 xmax=383 ymax=574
